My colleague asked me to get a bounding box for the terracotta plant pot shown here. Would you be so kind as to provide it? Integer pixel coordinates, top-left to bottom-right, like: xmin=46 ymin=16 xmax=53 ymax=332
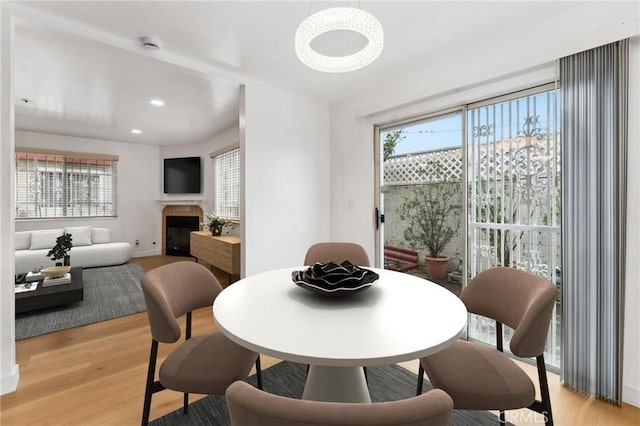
xmin=425 ymin=256 xmax=449 ymax=279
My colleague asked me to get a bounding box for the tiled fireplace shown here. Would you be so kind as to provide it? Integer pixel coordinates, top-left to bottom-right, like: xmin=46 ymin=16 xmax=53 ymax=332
xmin=161 ymin=205 xmax=203 ymax=256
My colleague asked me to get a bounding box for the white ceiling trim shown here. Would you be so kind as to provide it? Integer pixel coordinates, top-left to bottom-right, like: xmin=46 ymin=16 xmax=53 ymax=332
xmin=357 ymin=61 xmax=557 ymax=121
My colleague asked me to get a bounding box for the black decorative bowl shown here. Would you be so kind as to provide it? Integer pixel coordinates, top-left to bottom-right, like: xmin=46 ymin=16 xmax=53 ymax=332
xmin=292 ymin=261 xmax=379 ymax=296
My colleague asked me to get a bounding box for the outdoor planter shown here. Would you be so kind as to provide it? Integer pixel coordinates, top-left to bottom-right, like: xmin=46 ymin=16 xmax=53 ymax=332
xmin=425 ymin=256 xmax=449 ymax=279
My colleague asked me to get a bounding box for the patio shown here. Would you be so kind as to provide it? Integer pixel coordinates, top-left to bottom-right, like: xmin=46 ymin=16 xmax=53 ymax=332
xmin=401 ymin=267 xmax=462 ymax=297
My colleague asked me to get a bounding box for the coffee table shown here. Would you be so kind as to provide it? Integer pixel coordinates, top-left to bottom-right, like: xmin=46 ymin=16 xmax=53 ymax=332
xmin=15 ymin=267 xmax=84 ymax=314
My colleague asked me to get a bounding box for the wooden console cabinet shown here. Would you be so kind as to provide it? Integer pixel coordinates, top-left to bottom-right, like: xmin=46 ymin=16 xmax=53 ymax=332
xmin=190 ymin=231 xmax=241 ymax=277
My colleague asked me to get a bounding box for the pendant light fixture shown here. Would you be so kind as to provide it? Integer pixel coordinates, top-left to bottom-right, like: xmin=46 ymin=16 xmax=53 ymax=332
xmin=295 ymin=4 xmax=384 ymax=73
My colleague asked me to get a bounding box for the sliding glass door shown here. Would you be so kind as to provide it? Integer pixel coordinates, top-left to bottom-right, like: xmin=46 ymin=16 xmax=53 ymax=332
xmin=375 ymin=85 xmax=561 ymax=368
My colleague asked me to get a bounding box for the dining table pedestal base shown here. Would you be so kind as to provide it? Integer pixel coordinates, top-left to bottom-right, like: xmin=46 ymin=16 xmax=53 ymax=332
xmin=303 ymin=365 xmax=371 ymax=403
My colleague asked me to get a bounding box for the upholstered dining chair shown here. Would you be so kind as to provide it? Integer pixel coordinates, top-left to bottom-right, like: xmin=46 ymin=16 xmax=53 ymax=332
xmin=304 ymin=242 xmax=370 ymax=266
xmin=141 ymin=261 xmax=262 ymax=425
xmin=226 ymin=380 xmax=453 ymax=426
xmin=417 ymin=267 xmax=557 ymax=425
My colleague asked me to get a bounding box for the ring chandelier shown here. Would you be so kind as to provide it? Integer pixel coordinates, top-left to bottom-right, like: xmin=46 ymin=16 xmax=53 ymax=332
xmin=295 ymin=7 xmax=384 ymax=73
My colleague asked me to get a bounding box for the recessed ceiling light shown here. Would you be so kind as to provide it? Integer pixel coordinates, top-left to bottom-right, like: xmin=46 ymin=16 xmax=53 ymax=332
xmin=150 ymin=99 xmax=165 ymax=106
xmin=131 ymin=129 xmax=142 ymax=134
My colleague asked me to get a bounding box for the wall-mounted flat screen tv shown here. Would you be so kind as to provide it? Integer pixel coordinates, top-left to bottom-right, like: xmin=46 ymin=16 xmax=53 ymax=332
xmin=163 ymin=157 xmax=201 ymax=194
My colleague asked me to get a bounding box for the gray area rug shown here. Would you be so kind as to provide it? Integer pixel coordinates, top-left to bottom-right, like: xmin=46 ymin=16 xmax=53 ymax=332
xmin=152 ymin=361 xmax=508 ymax=426
xmin=15 ymin=263 xmax=146 ymax=340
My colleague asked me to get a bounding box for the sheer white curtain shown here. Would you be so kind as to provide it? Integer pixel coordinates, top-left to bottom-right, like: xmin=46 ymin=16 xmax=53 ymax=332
xmin=560 ymin=39 xmax=628 ymax=405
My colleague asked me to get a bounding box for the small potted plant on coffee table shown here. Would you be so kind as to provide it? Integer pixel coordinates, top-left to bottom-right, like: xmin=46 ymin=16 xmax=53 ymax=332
xmin=47 ymin=232 xmax=73 ymax=267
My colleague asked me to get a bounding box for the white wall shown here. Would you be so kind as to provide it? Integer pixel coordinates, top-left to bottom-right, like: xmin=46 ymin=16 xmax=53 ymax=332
xmin=15 ymin=131 xmax=161 ymax=257
xmin=242 ymin=81 xmax=331 ymax=276
xmin=329 ymin=21 xmax=640 ymax=409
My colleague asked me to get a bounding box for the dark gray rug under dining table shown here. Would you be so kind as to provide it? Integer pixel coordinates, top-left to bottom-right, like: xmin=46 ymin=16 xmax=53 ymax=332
xmin=15 ymin=263 xmax=146 ymax=340
xmin=152 ymin=360 xmax=509 ymax=425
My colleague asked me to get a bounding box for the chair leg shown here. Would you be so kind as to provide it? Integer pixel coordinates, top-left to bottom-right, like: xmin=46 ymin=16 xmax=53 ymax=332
xmin=363 ymin=366 xmax=368 ymax=384
xmin=537 ymin=355 xmax=553 ymax=426
xmin=499 ymin=410 xmax=506 ymax=425
xmin=527 ymin=355 xmax=554 ymax=426
xmin=255 ymin=355 xmax=263 ymax=390
xmin=142 ymin=340 xmax=159 ymax=426
xmin=416 ymin=362 xmax=425 ymax=395
xmin=183 ymin=311 xmax=193 ymax=415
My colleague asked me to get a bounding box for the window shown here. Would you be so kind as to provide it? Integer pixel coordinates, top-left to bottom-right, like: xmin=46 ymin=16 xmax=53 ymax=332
xmin=15 ymin=150 xmax=118 ymax=218
xmin=212 ymin=146 xmax=240 ymax=220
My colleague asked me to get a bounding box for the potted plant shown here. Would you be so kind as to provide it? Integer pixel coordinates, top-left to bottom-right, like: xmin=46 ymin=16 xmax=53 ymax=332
xmin=204 ymin=212 xmax=234 ymax=236
xmin=47 ymin=232 xmax=73 ymax=266
xmin=400 ymin=162 xmax=461 ymax=279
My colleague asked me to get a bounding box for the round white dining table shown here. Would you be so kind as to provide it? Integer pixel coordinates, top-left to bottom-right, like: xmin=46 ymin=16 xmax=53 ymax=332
xmin=213 ymin=266 xmax=467 ymax=403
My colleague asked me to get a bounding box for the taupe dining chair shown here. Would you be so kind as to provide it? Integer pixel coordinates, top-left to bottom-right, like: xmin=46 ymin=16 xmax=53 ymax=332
xmin=417 ymin=267 xmax=557 ymax=425
xmin=141 ymin=261 xmax=262 ymax=425
xmin=226 ymin=380 xmax=453 ymax=426
xmin=304 ymin=242 xmax=370 ymax=266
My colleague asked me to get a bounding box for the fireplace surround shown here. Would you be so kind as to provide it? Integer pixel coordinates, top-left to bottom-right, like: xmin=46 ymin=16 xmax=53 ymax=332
xmin=161 ymin=205 xmax=203 ymax=256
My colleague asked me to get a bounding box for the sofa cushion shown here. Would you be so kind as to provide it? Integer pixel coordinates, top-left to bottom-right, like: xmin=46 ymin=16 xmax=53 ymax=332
xmin=91 ymin=227 xmax=111 ymax=244
xmin=15 ymin=231 xmax=31 ymax=250
xmin=65 ymin=226 xmax=92 ymax=246
xmin=15 ymin=249 xmax=56 ymax=274
xmin=29 ymin=229 xmax=64 ymax=250
xmin=69 ymin=242 xmax=132 ymax=268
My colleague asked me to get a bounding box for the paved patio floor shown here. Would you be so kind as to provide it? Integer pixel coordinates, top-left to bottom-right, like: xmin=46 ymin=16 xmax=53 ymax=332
xmin=401 ymin=267 xmax=462 ymax=296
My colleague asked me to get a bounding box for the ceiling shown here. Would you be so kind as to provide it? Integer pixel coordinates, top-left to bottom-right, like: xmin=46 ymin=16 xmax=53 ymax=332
xmin=15 ymin=23 xmax=240 ymax=146
xmin=11 ymin=1 xmax=639 ymax=146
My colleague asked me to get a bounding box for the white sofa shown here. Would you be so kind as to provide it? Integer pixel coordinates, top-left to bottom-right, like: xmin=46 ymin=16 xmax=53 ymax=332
xmin=15 ymin=226 xmax=133 ymax=274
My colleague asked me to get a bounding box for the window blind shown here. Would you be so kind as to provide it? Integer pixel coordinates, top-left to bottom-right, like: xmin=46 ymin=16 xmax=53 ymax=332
xmin=15 ymin=150 xmax=118 ymax=218
xmin=213 ymin=147 xmax=240 ymax=220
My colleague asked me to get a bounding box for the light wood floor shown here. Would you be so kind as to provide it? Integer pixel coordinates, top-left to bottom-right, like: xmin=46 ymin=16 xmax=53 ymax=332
xmin=1 ymin=256 xmax=638 ymax=425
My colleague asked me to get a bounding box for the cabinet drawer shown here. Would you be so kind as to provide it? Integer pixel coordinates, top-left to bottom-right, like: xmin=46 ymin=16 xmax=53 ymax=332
xmin=216 ymin=256 xmax=233 ymax=273
xmin=217 ymin=242 xmax=233 ymax=257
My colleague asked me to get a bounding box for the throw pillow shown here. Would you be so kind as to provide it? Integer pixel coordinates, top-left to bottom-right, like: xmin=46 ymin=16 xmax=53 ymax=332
xmin=64 ymin=226 xmax=93 ymax=246
xmin=29 ymin=229 xmax=64 ymax=250
xmin=91 ymin=227 xmax=111 ymax=244
xmin=15 ymin=231 xmax=31 ymax=251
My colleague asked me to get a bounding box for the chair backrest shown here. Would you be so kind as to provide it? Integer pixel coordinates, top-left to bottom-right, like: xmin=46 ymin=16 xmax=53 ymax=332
xmin=461 ymin=267 xmax=558 ymax=358
xmin=141 ymin=261 xmax=223 ymax=343
xmin=226 ymin=380 xmax=453 ymax=426
xmin=304 ymin=242 xmax=370 ymax=266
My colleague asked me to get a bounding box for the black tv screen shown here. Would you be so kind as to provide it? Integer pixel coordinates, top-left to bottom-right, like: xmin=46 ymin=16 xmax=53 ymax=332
xmin=164 ymin=157 xmax=201 ymax=194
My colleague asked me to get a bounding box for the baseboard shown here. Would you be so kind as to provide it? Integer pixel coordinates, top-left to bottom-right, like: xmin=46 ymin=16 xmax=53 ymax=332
xmin=131 ymin=249 xmax=161 ymax=258
xmin=623 ymin=382 xmax=640 ymax=408
xmin=1 ymin=364 xmax=19 ymax=395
